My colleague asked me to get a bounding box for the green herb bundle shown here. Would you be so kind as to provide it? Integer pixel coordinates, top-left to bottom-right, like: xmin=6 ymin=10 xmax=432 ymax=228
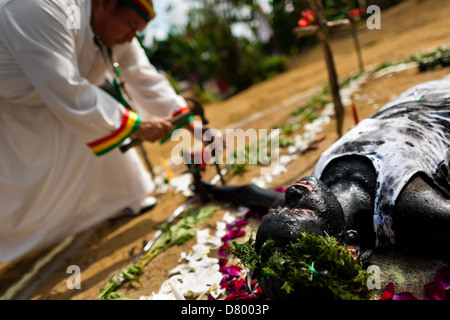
xmin=229 ymin=232 xmax=371 ymax=300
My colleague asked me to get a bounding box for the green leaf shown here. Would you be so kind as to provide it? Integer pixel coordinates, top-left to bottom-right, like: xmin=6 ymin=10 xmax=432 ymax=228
xmin=228 ymin=232 xmax=371 ymax=300
xmin=97 ymin=205 xmax=218 ymax=300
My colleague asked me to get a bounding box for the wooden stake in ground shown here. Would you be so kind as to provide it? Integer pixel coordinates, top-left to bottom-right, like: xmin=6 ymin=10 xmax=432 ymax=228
xmin=304 ymin=0 xmax=345 ymax=137
xmin=349 ymin=17 xmax=364 ymax=73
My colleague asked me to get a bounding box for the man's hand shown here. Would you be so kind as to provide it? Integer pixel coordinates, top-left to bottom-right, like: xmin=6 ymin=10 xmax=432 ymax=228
xmin=134 ymin=115 xmax=173 ymax=142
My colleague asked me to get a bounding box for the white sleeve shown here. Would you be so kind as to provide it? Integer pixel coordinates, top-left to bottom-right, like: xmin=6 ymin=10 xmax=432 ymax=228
xmin=0 ymin=0 xmax=140 ymax=156
xmin=113 ymin=38 xmax=188 ymax=118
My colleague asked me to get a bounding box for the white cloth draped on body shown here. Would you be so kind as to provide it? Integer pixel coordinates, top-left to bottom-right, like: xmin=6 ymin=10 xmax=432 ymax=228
xmin=313 ymin=75 xmax=450 ymax=247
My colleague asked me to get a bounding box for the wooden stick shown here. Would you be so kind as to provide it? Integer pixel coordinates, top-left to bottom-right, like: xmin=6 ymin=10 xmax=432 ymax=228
xmin=349 ymin=18 xmax=364 ymax=73
xmin=307 ymin=0 xmax=345 ymax=137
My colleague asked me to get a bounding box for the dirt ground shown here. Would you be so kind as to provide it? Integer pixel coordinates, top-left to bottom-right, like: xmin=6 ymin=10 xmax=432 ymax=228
xmin=1 ymin=0 xmax=449 ymax=300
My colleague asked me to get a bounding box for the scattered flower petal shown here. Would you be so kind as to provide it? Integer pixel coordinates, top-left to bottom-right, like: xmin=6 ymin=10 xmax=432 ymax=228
xmin=220 ymin=265 xmax=242 ymax=277
xmin=393 ymin=292 xmax=420 ymax=300
xmin=380 ymin=282 xmax=394 ymax=300
xmin=349 ymin=7 xmax=365 ymax=19
xmin=423 ymin=280 xmax=446 ymax=300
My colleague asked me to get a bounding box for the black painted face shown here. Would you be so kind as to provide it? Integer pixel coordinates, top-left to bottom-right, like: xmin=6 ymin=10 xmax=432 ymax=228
xmin=255 ymin=176 xmax=345 ymax=251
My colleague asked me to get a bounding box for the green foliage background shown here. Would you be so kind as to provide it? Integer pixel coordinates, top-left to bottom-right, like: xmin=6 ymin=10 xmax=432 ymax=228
xmin=138 ymin=0 xmax=402 ymax=101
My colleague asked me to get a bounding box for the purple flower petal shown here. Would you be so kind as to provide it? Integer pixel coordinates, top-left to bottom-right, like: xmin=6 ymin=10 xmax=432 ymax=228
xmin=392 ymin=292 xmax=420 ymax=300
xmin=235 ymin=219 xmax=249 ymax=228
xmin=225 ymin=291 xmax=247 ymax=300
xmin=220 ymin=274 xmax=229 ymax=289
xmin=222 ymin=229 xmax=245 ymax=242
xmin=220 ymin=265 xmax=242 ymax=277
xmin=434 ymin=266 xmax=450 ymax=290
xmin=244 ymin=209 xmax=263 ymax=220
xmin=424 ymin=280 xmax=446 ymax=300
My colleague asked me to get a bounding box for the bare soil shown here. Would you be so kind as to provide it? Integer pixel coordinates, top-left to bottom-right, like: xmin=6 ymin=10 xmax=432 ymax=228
xmin=1 ymin=0 xmax=449 ymax=300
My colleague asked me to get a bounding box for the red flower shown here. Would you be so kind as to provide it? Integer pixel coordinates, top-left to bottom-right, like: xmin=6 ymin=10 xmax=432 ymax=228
xmin=298 ymin=9 xmax=317 ymax=28
xmin=380 ymin=282 xmax=394 ymax=300
xmin=380 ymin=266 xmax=450 ymax=301
xmin=298 ymin=18 xmax=309 ymax=27
xmin=349 ymin=7 xmax=365 ymax=19
xmin=224 ymin=278 xmax=264 ymax=300
xmin=221 ymin=228 xmax=246 ymax=242
xmin=380 ymin=282 xmax=419 ymax=300
xmin=219 ymin=265 xmax=243 ymax=278
xmin=302 ymin=9 xmax=315 ymax=21
xmin=219 ymin=258 xmax=228 ymax=266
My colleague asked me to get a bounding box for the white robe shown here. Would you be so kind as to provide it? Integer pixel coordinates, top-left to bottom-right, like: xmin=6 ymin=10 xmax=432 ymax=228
xmin=0 ymin=0 xmax=187 ymax=262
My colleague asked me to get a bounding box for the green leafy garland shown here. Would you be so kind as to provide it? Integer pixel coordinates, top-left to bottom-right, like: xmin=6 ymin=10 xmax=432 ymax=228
xmin=229 ymin=232 xmax=371 ymax=300
xmin=410 ymin=47 xmax=450 ymax=72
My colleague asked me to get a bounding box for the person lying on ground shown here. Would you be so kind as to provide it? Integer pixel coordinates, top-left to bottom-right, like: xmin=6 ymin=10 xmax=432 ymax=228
xmin=203 ymin=74 xmax=450 ymax=265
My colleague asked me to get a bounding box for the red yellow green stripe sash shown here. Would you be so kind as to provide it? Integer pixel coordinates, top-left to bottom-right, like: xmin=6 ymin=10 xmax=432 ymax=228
xmin=88 ymin=109 xmax=141 ymax=156
xmin=172 ymin=106 xmax=190 ymax=118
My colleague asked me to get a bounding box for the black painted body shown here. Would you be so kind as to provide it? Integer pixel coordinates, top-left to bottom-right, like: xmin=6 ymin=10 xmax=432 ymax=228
xmin=203 ymin=137 xmax=450 ymax=262
xmin=202 ymin=80 xmax=450 ymax=262
xmin=204 ymin=154 xmax=450 ymax=261
xmin=201 ymin=78 xmax=450 ymax=299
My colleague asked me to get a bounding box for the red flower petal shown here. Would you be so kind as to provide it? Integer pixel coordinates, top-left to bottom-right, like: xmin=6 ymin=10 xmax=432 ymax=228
xmin=298 ymin=18 xmax=309 ymax=27
xmin=380 ymin=282 xmax=395 ymax=300
xmin=220 ymin=275 xmax=229 ymax=289
xmin=302 ymin=9 xmax=315 ymax=21
xmin=235 ymin=219 xmax=249 ymax=228
xmin=393 ymin=292 xmax=420 ymax=300
xmin=424 ymin=280 xmax=446 ymax=300
xmin=230 ymin=265 xmax=242 ymax=271
xmin=275 ymin=186 xmax=288 ymax=193
xmin=220 ymin=265 xmax=242 ymax=277
xmin=349 ymin=7 xmax=364 ymax=18
xmin=244 ymin=209 xmax=263 ymax=220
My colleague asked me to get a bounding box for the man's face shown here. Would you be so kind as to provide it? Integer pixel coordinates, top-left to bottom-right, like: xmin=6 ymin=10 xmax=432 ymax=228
xmin=93 ymin=1 xmax=148 ymax=47
xmin=255 ymin=177 xmax=345 ymax=251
